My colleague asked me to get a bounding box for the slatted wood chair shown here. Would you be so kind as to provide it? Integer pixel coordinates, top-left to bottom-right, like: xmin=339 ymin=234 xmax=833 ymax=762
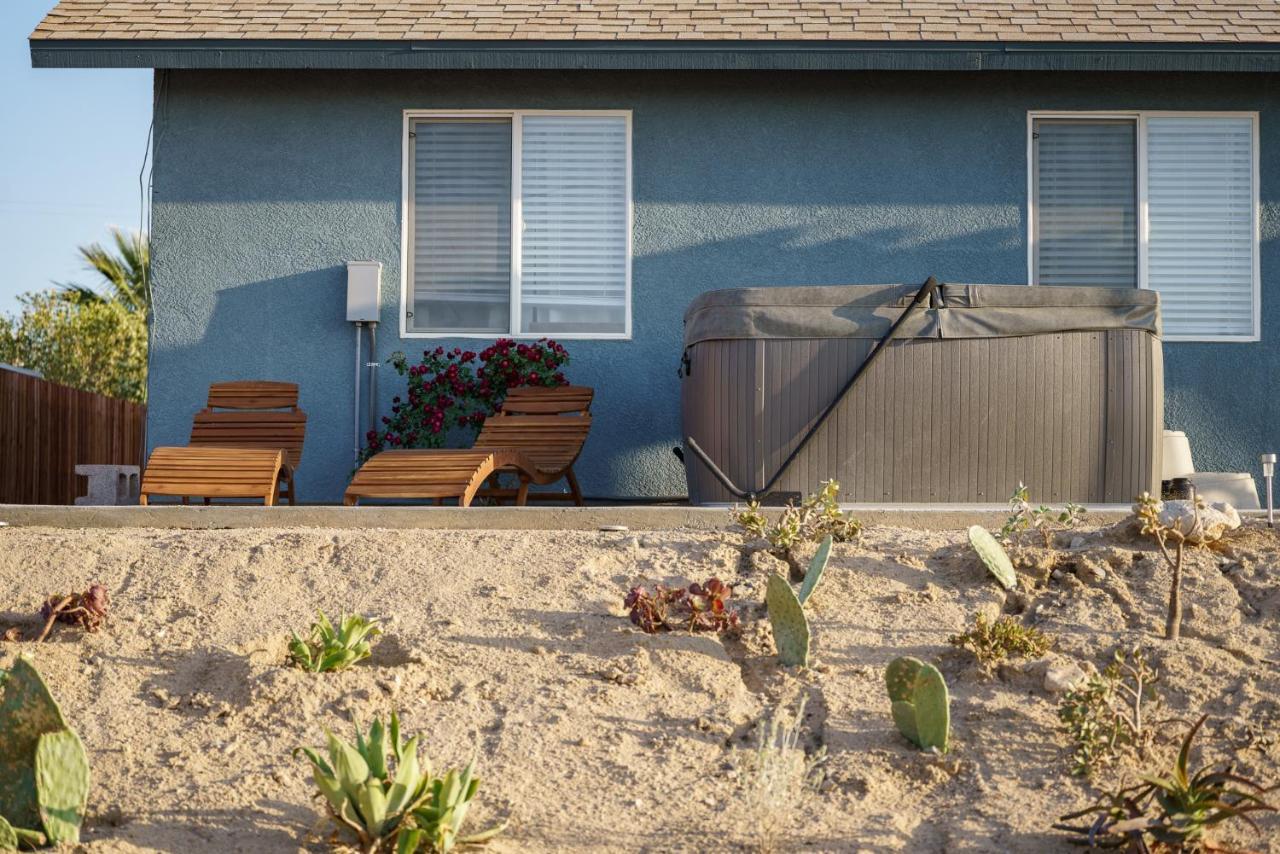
xmin=344 ymin=386 xmax=594 ymax=507
xmin=138 ymin=380 xmax=306 ymax=505
xmin=140 ymin=447 xmax=285 ymax=506
xmin=495 ymin=385 xmax=594 ymax=417
xmin=479 ymin=385 xmax=594 ymax=504
xmin=187 ymin=381 xmax=307 ymax=504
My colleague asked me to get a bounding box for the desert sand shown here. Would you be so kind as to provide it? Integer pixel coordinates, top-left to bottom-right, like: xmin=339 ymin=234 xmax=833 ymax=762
xmin=1 ymin=519 xmax=1278 ymax=853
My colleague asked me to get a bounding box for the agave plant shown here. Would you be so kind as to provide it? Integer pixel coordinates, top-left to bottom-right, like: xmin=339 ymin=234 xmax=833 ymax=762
xmin=1055 ymin=714 xmax=1276 ymax=850
xmin=402 ymin=762 xmax=506 ymax=853
xmin=289 ymin=611 xmax=382 ymax=673
xmin=295 ymin=714 xmax=430 ymax=853
xmin=297 ymin=714 xmax=505 ymax=854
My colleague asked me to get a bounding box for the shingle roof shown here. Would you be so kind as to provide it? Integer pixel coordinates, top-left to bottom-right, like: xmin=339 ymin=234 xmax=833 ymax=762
xmin=30 ymin=1 xmax=1280 ymax=43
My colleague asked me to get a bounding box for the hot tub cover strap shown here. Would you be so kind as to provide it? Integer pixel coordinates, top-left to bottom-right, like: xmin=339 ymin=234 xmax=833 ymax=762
xmin=682 ymin=276 xmax=942 ymax=502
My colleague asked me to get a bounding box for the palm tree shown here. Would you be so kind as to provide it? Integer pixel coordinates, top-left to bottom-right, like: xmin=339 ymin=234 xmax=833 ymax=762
xmin=58 ymin=228 xmax=150 ymax=314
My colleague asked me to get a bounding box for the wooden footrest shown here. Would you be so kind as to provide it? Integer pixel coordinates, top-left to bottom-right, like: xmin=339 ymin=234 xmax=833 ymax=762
xmin=140 ymin=446 xmax=285 ymax=505
xmin=344 ymin=449 xmax=525 ymax=506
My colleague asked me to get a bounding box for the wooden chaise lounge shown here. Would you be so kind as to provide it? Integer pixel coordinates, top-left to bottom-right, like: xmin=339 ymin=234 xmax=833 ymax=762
xmin=343 ymin=386 xmax=593 ymax=507
xmin=139 ymin=381 xmax=307 ymax=505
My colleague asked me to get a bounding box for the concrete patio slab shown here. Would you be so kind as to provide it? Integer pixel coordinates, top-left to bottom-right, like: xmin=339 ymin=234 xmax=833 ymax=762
xmin=0 ymin=503 xmax=1141 ymax=531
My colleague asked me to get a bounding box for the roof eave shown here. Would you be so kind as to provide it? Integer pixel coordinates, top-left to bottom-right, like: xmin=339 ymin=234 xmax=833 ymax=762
xmin=29 ymin=38 xmax=1280 ymax=72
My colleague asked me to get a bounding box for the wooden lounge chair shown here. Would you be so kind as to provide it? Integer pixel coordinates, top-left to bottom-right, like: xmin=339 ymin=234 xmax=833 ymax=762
xmin=139 ymin=380 xmax=307 ymax=505
xmin=140 ymin=447 xmax=285 ymax=505
xmin=344 ymin=387 xmax=593 ymax=507
xmin=187 ymin=381 xmax=307 ymax=503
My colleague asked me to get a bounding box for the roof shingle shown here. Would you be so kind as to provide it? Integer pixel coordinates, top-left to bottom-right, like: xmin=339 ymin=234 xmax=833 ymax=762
xmin=30 ymin=1 xmax=1280 ymax=43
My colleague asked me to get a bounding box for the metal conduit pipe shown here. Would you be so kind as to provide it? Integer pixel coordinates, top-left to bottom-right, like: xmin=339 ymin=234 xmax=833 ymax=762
xmin=353 ymin=321 xmax=363 ymax=464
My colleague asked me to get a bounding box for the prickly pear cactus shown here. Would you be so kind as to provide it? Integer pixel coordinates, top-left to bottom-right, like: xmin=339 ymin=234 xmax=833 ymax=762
xmin=797 ymin=535 xmax=832 ymax=606
xmin=968 ymin=525 xmax=1016 ymax=590
xmin=0 ymin=657 xmax=69 ymax=833
xmin=0 ymin=815 xmax=16 ymax=851
xmin=885 ymin=657 xmax=950 ymax=752
xmin=35 ymin=729 xmax=89 ymax=844
xmin=766 ymin=573 xmax=810 ymax=667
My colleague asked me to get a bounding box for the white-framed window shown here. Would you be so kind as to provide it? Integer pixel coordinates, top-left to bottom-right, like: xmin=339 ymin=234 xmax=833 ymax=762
xmin=1028 ymin=111 xmax=1260 ymax=342
xmin=401 ymin=109 xmax=632 ymax=339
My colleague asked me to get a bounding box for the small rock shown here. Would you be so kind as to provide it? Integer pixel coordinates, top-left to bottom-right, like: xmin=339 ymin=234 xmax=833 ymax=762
xmin=1069 ymin=536 xmax=1086 ymax=550
xmin=1154 ymin=500 xmax=1241 ymax=544
xmin=639 ymin=537 xmax=658 ymax=549
xmin=2 ymin=627 xmax=22 ymax=642
xmin=1044 ymin=662 xmax=1087 ymax=694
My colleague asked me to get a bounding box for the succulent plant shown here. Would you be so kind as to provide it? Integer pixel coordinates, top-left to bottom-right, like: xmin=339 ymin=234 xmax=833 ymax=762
xmin=732 ymin=481 xmax=860 ymax=577
xmin=296 ymin=713 xmax=430 ymax=851
xmin=624 ymin=580 xmax=739 ymax=635
xmin=0 ymin=657 xmax=89 ymax=847
xmin=948 ymin=612 xmax=1051 ymax=666
xmin=297 ymin=713 xmax=504 ymax=854
xmin=36 ymin=584 xmax=110 ymax=642
xmin=405 ymin=762 xmax=506 ymax=853
xmin=967 ymin=525 xmax=1016 ymax=590
xmin=289 ymin=611 xmax=382 ymax=673
xmin=766 ymin=573 xmax=810 ymax=668
xmin=885 ymin=657 xmax=950 ymax=753
xmin=1056 ymin=714 xmax=1276 ymax=849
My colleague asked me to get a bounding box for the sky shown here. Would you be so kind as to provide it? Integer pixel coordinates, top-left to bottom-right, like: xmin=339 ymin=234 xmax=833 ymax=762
xmin=0 ymin=0 xmax=152 ymax=314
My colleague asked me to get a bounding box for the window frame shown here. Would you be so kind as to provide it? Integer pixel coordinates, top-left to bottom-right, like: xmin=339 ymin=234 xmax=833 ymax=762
xmin=400 ymin=108 xmax=634 ymax=340
xmin=1026 ymin=110 xmax=1261 ymax=343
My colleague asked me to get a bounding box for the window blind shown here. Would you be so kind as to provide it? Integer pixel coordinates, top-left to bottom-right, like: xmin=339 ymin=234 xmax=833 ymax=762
xmin=410 ymin=118 xmax=512 ymax=333
xmin=519 ymin=115 xmax=628 ymax=335
xmin=1147 ymin=116 xmax=1255 ymax=339
xmin=1032 ymin=118 xmax=1138 ymax=288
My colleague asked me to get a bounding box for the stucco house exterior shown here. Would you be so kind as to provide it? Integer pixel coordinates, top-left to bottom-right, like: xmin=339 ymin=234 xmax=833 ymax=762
xmin=29 ymin=1 xmax=1280 ymax=502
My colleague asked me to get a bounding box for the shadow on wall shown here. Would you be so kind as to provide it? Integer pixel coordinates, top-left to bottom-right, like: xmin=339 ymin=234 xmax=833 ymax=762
xmin=147 ymin=265 xmax=358 ymax=500
xmin=147 ymin=218 xmax=1024 ymax=502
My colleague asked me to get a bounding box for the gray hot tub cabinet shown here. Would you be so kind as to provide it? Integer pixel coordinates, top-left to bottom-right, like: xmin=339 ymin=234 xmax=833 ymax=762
xmin=679 ymin=283 xmax=1163 ymax=505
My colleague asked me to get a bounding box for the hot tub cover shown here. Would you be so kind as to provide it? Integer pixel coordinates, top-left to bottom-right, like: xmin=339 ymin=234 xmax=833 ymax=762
xmin=683 ymin=283 xmax=1160 ymax=347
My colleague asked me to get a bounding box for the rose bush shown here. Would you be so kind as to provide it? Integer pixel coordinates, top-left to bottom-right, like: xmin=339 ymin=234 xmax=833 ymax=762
xmin=363 ymin=338 xmax=569 ymax=459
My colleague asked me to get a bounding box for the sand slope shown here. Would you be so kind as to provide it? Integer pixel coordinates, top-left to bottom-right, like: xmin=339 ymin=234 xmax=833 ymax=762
xmin=1 ymin=522 xmax=1278 ymax=853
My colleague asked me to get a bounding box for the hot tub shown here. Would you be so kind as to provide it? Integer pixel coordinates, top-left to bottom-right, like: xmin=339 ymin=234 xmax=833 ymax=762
xmin=679 ymin=282 xmax=1163 ymax=505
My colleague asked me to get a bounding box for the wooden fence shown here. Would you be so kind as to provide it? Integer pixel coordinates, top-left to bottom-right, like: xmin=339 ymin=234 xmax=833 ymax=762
xmin=0 ymin=367 xmax=146 ymax=505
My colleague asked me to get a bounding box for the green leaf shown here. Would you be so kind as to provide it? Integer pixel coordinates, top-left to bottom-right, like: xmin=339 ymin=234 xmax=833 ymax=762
xmin=396 ymin=828 xmax=424 ymax=854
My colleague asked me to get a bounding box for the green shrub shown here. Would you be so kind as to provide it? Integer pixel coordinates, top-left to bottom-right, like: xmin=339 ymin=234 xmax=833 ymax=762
xmin=948 ymin=613 xmax=1051 ymax=666
xmin=1059 ymin=647 xmax=1158 ymax=777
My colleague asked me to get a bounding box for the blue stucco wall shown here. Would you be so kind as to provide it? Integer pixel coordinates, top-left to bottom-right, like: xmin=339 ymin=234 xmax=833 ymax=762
xmin=148 ymin=69 xmax=1280 ymax=501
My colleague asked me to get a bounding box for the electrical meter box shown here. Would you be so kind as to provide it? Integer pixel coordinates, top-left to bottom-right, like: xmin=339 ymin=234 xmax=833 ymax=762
xmin=346 ymin=261 xmax=382 ymax=322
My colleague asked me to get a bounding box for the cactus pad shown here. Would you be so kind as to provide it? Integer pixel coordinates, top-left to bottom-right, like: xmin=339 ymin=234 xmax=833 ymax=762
xmin=35 ymin=729 xmax=89 ymax=844
xmin=766 ymin=573 xmax=810 ymax=667
xmin=797 ymin=535 xmax=832 ymax=606
xmin=967 ymin=525 xmax=1016 ymax=590
xmin=0 ymin=815 xmax=16 ymax=851
xmin=0 ymin=657 xmax=69 ymax=832
xmin=885 ymin=657 xmax=950 ymax=752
